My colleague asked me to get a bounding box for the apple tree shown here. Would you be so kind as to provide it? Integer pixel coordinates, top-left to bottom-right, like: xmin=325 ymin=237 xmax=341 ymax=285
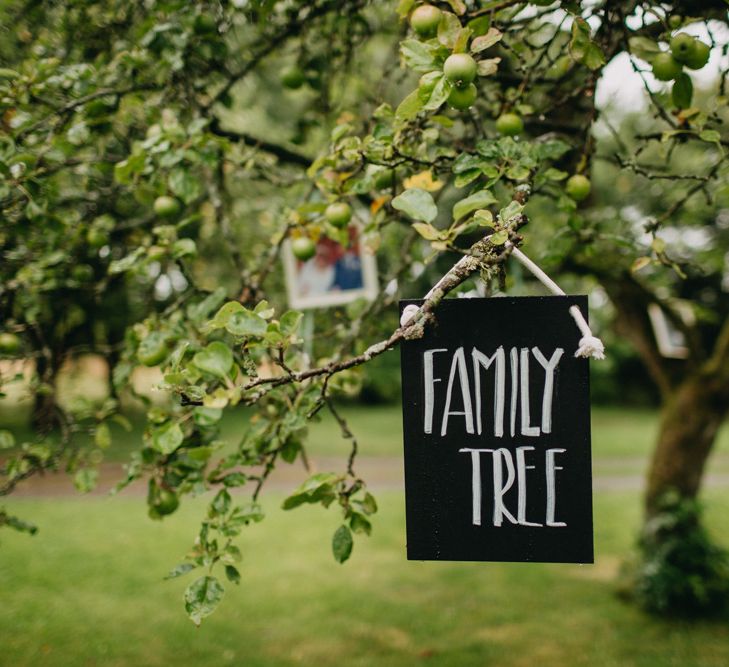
xmin=1 ymin=0 xmax=728 ymax=621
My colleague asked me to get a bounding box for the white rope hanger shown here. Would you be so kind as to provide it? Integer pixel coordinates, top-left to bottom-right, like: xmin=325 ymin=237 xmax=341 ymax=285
xmin=400 ymin=243 xmax=606 ymax=361
xmin=507 ymin=245 xmax=605 ymax=360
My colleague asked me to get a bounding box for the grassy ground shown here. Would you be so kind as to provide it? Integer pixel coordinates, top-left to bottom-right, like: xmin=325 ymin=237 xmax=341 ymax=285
xmin=3 ymin=405 xmax=729 ymax=666
xmin=3 ymin=401 xmax=728 ymax=466
xmin=2 ymin=490 xmax=729 ymax=667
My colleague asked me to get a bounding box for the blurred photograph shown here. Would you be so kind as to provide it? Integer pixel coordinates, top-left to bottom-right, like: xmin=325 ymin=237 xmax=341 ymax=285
xmin=283 ymin=229 xmax=378 ymax=309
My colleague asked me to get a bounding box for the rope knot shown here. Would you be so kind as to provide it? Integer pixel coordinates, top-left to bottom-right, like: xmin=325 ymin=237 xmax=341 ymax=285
xmin=575 ymin=335 xmax=605 ymax=361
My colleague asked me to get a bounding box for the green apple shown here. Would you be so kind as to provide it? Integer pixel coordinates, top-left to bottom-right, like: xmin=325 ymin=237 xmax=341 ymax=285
xmin=193 ymin=14 xmax=217 ymax=35
xmin=281 ymin=65 xmax=306 ymax=89
xmin=291 ymin=237 xmax=316 ymax=261
xmin=670 ymin=33 xmax=696 ymax=64
xmin=444 ymin=53 xmax=477 ymax=87
xmin=684 ymin=39 xmax=710 ymax=70
xmin=325 ymin=202 xmax=352 ymax=228
xmin=0 ymin=332 xmax=21 ymax=354
xmin=373 ymin=168 xmax=396 ymax=190
xmin=652 ymin=52 xmax=682 ymax=81
xmin=447 ymin=83 xmax=477 ymax=110
xmin=566 ymin=174 xmax=591 ymax=202
xmin=495 ymin=112 xmax=524 ymax=136
xmin=154 ymin=196 xmax=182 ymax=219
xmin=137 ymin=333 xmax=168 ymax=367
xmin=410 ymin=4 xmax=441 ymax=38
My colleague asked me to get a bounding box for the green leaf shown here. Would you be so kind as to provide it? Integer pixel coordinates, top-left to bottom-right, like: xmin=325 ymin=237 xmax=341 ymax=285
xmin=628 ymin=36 xmax=661 ymax=63
xmin=400 ymin=39 xmax=439 ymax=72
xmin=205 ymin=301 xmax=244 ymax=331
xmin=454 ymin=169 xmax=482 ymax=188
xmin=535 ymin=139 xmax=572 ymax=160
xmin=73 ymin=468 xmax=98 ymax=493
xmin=543 ymin=167 xmax=568 ymax=181
xmin=224 ymin=565 xmax=241 ymax=585
xmin=453 ymin=190 xmax=497 ymax=221
xmin=474 ymin=209 xmax=494 ymax=225
xmin=152 ymin=422 xmax=184 ymax=455
xmin=422 ymin=74 xmax=452 ymax=111
xmin=396 ymin=0 xmax=416 ymax=18
xmin=672 ymin=73 xmax=693 ymax=109
xmin=94 ymin=422 xmax=111 ymax=449
xmin=282 ymin=472 xmax=340 ymax=510
xmin=221 ymin=472 xmax=248 ymax=488
xmin=437 ymin=12 xmax=462 ymax=50
xmin=505 ymin=164 xmax=531 ymax=181
xmin=467 ymin=15 xmax=491 ymax=37
xmin=187 ymin=288 xmax=227 ymax=325
xmin=350 ymin=513 xmax=372 ymax=535
xmin=361 ymin=492 xmax=378 ymax=515
xmin=0 ymin=67 xmax=21 ymax=79
xmin=164 ymin=563 xmax=196 ymax=580
xmin=187 ymin=447 xmax=214 ymax=461
xmin=171 ymin=238 xmax=196 ymax=259
xmin=211 ymin=489 xmax=231 ymax=515
xmin=453 ymin=27 xmax=473 ymax=54
xmin=2 ymin=513 xmax=37 ymax=535
xmin=280 ymin=310 xmax=303 ymax=336
xmin=113 ymin=153 xmax=145 ymax=185
xmin=582 ymin=42 xmax=605 ymax=70
xmin=192 ymin=341 xmax=234 ymax=379
xmin=395 ymin=88 xmax=425 ymax=122
xmin=226 ymin=310 xmax=267 ymax=337
xmin=169 ymin=168 xmax=202 ymax=204
xmin=471 ymin=28 xmax=502 ymax=53
xmin=444 ymin=0 xmax=466 ymax=14
xmin=569 ymin=18 xmax=605 ymax=70
xmin=184 ymin=575 xmax=224 ymax=626
xmin=490 ymin=230 xmax=509 ymax=245
xmin=193 ymin=407 xmax=223 ymax=427
xmin=108 ymin=248 xmax=145 ymax=275
xmin=631 ymin=256 xmax=652 ymax=273
xmin=452 ymin=153 xmax=484 ymax=174
xmin=392 ymin=188 xmax=438 ymax=223
xmin=699 ymin=129 xmax=721 ymax=144
xmin=231 ymin=502 xmax=265 ymax=524
xmin=253 ymin=300 xmax=275 ymax=319
xmin=412 ymin=222 xmax=441 ymax=241
xmin=477 ymin=57 xmax=500 ymax=77
xmin=0 ymin=429 xmax=16 ymax=449
xmin=332 ymin=524 xmax=354 ymax=563
xmin=499 ymin=200 xmax=524 ymax=224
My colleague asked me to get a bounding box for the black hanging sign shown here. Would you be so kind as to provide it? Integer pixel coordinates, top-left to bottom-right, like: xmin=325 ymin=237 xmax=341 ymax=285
xmin=400 ymin=296 xmax=593 ymax=564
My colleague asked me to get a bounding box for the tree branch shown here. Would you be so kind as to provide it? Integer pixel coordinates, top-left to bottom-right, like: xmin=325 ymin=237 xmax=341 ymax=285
xmin=208 ymin=119 xmax=311 ymax=167
xmin=237 ymin=187 xmax=529 ymax=401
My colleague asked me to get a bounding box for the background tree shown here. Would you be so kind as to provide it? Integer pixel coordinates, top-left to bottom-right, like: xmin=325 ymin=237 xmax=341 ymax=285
xmin=1 ymin=0 xmax=727 ymax=622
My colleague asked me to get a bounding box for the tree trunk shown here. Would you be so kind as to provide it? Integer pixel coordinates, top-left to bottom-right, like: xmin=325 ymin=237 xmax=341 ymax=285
xmin=32 ymin=353 xmax=61 ymax=434
xmin=645 ymin=372 xmax=728 ymax=515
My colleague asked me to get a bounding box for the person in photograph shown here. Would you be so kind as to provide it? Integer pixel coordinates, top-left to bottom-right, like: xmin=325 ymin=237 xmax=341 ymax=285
xmin=332 ymin=228 xmax=364 ymax=291
xmin=296 ymin=237 xmax=339 ymax=297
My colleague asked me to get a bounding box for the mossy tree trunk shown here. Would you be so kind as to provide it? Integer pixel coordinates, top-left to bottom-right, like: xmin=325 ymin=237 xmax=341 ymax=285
xmin=646 ymin=371 xmax=729 ymax=516
xmin=599 ymin=271 xmax=729 ymax=612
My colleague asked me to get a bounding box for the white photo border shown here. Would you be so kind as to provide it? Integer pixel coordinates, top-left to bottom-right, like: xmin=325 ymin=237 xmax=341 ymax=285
xmin=282 ymin=237 xmax=379 ymax=310
xmin=647 ymin=302 xmax=689 ymax=359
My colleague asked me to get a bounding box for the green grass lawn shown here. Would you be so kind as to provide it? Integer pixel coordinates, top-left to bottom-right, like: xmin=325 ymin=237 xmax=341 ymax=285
xmin=304 ymin=403 xmax=729 ymax=462
xmin=3 ymin=402 xmax=728 ymax=466
xmin=2 ymin=490 xmax=729 ymax=667
xmin=3 ymin=404 xmax=729 ymax=666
